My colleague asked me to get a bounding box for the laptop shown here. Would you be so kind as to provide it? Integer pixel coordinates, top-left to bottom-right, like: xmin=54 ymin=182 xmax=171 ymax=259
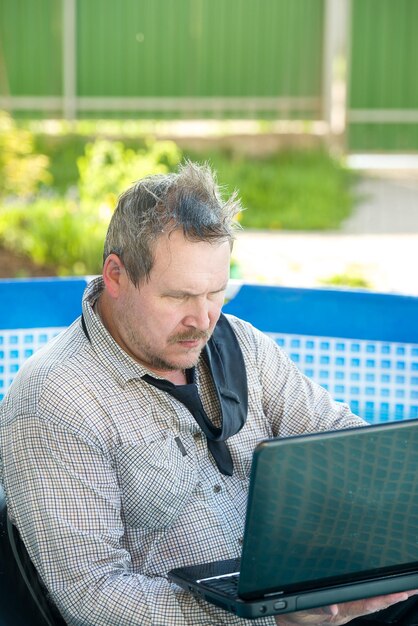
xmin=168 ymin=419 xmax=418 ymax=619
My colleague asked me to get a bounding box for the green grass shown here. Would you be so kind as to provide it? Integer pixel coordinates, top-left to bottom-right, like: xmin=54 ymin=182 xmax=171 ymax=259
xmin=1 ymin=128 xmax=359 ymax=276
xmin=0 ymin=117 xmax=358 ymax=277
xmin=33 ymin=133 xmax=357 ymax=231
xmin=185 ymin=149 xmax=357 ymax=231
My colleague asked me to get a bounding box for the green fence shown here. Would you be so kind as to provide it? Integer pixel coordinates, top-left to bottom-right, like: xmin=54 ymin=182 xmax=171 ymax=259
xmin=348 ymin=0 xmax=418 ymax=151
xmin=0 ymin=0 xmax=62 ymax=106
xmin=0 ymin=0 xmax=417 ymax=150
xmin=0 ymin=0 xmax=324 ymax=120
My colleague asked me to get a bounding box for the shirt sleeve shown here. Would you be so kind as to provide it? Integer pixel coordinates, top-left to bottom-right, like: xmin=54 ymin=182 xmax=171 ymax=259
xmin=229 ymin=316 xmax=366 ymax=437
xmin=4 ymin=403 xmax=275 ymax=626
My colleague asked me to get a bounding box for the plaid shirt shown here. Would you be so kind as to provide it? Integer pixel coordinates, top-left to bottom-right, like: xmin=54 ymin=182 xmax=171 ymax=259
xmin=0 ymin=277 xmax=363 ymax=626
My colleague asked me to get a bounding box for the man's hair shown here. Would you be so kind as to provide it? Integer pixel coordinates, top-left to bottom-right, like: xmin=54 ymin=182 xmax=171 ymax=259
xmin=103 ymin=160 xmax=243 ymax=286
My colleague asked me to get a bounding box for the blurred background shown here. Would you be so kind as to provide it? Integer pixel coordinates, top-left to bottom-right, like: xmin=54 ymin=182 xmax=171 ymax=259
xmin=0 ymin=0 xmax=417 ymax=293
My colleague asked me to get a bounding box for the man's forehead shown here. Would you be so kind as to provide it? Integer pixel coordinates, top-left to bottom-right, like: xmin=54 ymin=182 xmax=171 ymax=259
xmin=146 ymin=240 xmax=229 ymax=294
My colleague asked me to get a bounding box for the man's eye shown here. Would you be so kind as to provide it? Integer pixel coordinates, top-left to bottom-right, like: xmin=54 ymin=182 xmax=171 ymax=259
xmin=209 ymin=290 xmax=226 ymax=300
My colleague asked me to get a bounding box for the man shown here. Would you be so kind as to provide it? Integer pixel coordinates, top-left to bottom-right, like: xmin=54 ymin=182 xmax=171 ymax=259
xmin=0 ymin=161 xmax=416 ymax=626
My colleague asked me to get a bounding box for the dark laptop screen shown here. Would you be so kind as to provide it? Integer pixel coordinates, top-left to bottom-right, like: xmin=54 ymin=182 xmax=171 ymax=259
xmin=239 ymin=422 xmax=418 ymax=598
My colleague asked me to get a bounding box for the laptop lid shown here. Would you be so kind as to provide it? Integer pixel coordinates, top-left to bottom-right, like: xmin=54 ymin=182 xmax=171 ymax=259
xmin=238 ymin=419 xmax=418 ymax=599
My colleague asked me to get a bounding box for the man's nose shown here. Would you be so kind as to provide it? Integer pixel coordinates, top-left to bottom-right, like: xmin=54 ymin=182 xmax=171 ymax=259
xmin=183 ymin=298 xmax=211 ymax=330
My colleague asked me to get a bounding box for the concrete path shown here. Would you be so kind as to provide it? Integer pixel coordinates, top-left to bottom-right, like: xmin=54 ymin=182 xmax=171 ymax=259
xmin=342 ymin=174 xmax=418 ymax=234
xmin=233 ymin=170 xmax=418 ymax=296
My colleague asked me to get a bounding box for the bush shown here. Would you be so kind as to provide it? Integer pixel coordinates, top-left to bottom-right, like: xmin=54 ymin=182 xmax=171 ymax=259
xmin=0 ymin=112 xmax=51 ymax=198
xmin=0 ymin=197 xmax=105 ymax=275
xmin=0 ymin=137 xmax=183 ymax=275
xmin=78 ymin=138 xmax=182 ymax=209
xmin=0 ymin=126 xmax=357 ymax=276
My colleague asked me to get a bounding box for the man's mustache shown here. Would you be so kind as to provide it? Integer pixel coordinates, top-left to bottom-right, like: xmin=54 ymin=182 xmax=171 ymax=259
xmin=168 ymin=330 xmax=211 ymax=344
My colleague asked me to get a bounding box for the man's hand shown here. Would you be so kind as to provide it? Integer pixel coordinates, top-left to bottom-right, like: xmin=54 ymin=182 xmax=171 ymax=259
xmin=275 ymin=590 xmax=418 ymax=625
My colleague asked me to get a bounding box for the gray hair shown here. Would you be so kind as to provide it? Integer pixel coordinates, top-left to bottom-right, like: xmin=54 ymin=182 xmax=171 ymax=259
xmin=103 ymin=160 xmax=242 ymax=286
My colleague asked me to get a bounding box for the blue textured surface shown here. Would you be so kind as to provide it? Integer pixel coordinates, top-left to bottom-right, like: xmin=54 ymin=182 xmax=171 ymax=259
xmin=2 ymin=279 xmax=418 ymax=423
xmin=223 ymin=284 xmax=418 ymax=343
xmin=0 ymin=277 xmax=88 ymax=329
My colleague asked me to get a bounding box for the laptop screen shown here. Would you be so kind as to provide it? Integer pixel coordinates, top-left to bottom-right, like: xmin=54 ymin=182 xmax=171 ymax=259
xmin=239 ymin=422 xmax=418 ymax=598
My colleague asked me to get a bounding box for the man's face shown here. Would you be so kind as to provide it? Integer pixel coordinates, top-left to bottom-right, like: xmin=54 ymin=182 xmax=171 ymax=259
xmin=113 ymin=230 xmax=231 ymax=376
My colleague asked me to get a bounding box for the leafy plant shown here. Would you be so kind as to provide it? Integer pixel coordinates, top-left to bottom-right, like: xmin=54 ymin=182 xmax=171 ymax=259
xmin=0 ymin=197 xmax=105 ymax=275
xmin=0 ymin=137 xmax=183 ymax=276
xmin=0 ymin=112 xmax=51 ymax=198
xmin=77 ymin=137 xmax=182 ymax=209
xmin=0 ymin=126 xmax=359 ymax=277
xmin=320 ymin=271 xmax=371 ymax=289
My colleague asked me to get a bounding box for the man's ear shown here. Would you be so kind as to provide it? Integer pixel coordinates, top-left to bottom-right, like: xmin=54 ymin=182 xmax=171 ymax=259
xmin=102 ymin=254 xmax=126 ymax=298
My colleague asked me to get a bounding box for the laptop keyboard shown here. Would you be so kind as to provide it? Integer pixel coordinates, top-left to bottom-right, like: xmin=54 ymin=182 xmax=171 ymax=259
xmin=202 ymin=573 xmax=240 ymax=596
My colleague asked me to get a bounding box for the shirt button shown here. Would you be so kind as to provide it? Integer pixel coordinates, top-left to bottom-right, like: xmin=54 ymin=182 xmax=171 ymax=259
xmin=213 ymin=484 xmax=222 ymax=493
xmin=193 ymin=432 xmax=201 ymax=440
xmin=238 ymin=537 xmax=243 ymax=545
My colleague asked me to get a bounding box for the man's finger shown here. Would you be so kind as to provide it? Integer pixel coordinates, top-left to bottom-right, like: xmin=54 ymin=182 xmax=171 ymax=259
xmin=275 ymin=590 xmax=418 ymax=625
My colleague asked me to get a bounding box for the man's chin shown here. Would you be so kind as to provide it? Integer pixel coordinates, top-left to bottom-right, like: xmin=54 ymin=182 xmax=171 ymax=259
xmin=176 ymin=354 xmax=202 ymax=371
xmin=150 ymin=347 xmax=203 ymax=373
xmin=171 ymin=346 xmax=204 ymax=370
